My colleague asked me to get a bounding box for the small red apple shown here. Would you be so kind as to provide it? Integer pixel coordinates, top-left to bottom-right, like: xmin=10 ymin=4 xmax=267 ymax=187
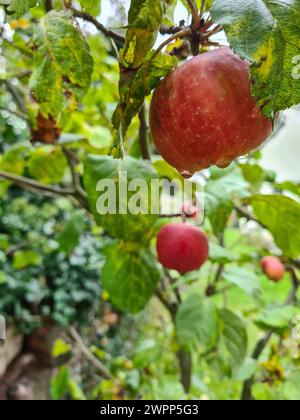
xmin=157 ymin=223 xmax=209 ymax=273
xmin=182 ymin=201 xmax=199 ymax=218
xmin=261 ymin=256 xmax=285 ymax=282
xmin=149 ymin=47 xmax=273 ymax=176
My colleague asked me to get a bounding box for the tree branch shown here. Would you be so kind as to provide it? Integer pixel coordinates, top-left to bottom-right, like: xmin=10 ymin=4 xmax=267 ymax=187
xmin=156 ymin=273 xmax=192 ymax=393
xmin=70 ymin=7 xmax=125 ymax=44
xmin=69 ymin=327 xmax=114 ymax=381
xmin=0 ymin=170 xmax=75 ymax=197
xmin=138 ymin=105 xmax=151 ymax=161
xmin=234 ymin=204 xmax=268 ymax=229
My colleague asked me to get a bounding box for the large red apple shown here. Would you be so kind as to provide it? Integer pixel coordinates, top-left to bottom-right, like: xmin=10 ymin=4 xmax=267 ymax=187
xmin=149 ymin=47 xmax=273 ymax=175
xmin=261 ymin=256 xmax=285 ymax=282
xmin=157 ymin=223 xmax=209 ymax=273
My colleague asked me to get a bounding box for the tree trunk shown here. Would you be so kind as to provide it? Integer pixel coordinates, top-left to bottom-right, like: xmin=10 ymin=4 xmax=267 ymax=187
xmin=0 ymin=321 xmax=60 ymax=400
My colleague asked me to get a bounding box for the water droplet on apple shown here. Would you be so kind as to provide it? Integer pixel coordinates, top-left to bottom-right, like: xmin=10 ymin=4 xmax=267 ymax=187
xmin=180 ymin=170 xmax=193 ymax=179
xmin=239 ymin=154 xmax=250 ymax=161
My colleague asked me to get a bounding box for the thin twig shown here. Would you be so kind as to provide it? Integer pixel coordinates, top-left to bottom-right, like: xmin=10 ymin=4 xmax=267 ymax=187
xmin=0 ymin=170 xmax=75 ymax=196
xmin=241 ymin=331 xmax=273 ymax=400
xmin=234 ymin=204 xmax=268 ymax=229
xmin=0 ymin=106 xmax=28 ymax=121
xmin=69 ymin=327 xmax=114 ymax=380
xmin=151 ymin=28 xmax=192 ymax=62
xmin=3 ymin=39 xmax=33 ymax=58
xmin=70 ymin=7 xmax=125 ymax=44
xmin=62 ymin=147 xmax=88 ymax=209
xmin=199 ymin=0 xmax=206 ymax=19
xmin=4 ymin=80 xmax=27 ymax=115
xmin=186 ymin=0 xmax=200 ymax=26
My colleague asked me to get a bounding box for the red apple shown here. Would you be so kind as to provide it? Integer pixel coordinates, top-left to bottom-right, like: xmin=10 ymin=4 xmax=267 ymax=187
xmin=157 ymin=223 xmax=209 ymax=273
xmin=149 ymin=47 xmax=273 ymax=176
xmin=261 ymin=256 xmax=285 ymax=282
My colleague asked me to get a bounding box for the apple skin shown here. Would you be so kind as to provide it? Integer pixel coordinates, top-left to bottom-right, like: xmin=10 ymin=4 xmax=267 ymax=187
xmin=261 ymin=256 xmax=285 ymax=282
xmin=149 ymin=47 xmax=273 ymax=176
xmin=157 ymin=223 xmax=209 ymax=273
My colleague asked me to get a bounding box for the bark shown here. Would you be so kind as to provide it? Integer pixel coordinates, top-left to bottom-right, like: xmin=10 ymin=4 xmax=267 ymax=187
xmin=0 ymin=321 xmax=61 ymax=400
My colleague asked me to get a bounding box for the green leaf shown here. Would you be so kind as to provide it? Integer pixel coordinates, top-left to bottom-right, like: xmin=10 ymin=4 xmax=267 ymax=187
xmin=12 ymin=250 xmax=42 ymax=269
xmin=28 ymin=147 xmax=67 ymax=184
xmin=256 ymin=306 xmax=297 ymax=332
xmin=57 ymin=212 xmax=86 ymax=255
xmin=211 ymin=0 xmax=300 ymax=118
xmin=175 ymin=293 xmax=219 ymax=352
xmin=0 ymin=144 xmax=28 ymax=176
xmin=123 ymin=0 xmax=172 ymax=68
xmin=245 ymin=194 xmax=300 ymax=258
xmin=52 ymin=338 xmax=71 ymax=358
xmin=112 ymin=52 xmax=177 ymax=157
xmin=29 ymin=11 xmax=94 ymax=120
xmin=222 ymin=267 xmax=261 ymax=300
xmin=205 ymin=181 xmax=233 ymax=237
xmin=0 ymin=234 xmax=9 ymax=251
xmin=232 ymin=358 xmax=258 ymax=381
xmin=79 ymin=0 xmax=101 ymax=16
xmin=51 ymin=366 xmax=70 ymax=400
xmin=219 ymin=308 xmax=248 ymax=367
xmin=275 ymin=181 xmax=300 ymax=197
xmin=102 ymin=244 xmax=160 ymax=313
xmin=68 ymin=380 xmax=87 ymax=401
xmin=209 ymin=242 xmax=239 ymax=264
xmin=83 ymin=154 xmax=159 ymax=243
xmin=0 ymin=0 xmax=37 ymax=17
xmin=240 ymin=164 xmax=265 ymax=189
xmin=205 ymin=167 xmax=247 ymax=236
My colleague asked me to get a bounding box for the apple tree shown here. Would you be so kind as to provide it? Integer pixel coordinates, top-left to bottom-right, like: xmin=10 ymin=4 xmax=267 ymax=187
xmin=0 ymin=0 xmax=300 ymax=400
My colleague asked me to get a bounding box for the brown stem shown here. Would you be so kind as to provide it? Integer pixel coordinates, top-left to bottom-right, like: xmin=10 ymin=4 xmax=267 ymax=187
xmin=45 ymin=0 xmax=53 ymax=12
xmin=151 ymin=28 xmax=192 ymax=62
xmin=199 ymin=0 xmax=206 ymax=19
xmin=138 ymin=105 xmax=151 ymax=161
xmin=186 ymin=0 xmax=200 ymax=27
xmin=241 ymin=331 xmax=273 ymax=400
xmin=177 ymin=349 xmax=192 ymax=393
xmin=156 ymin=275 xmax=192 ymax=393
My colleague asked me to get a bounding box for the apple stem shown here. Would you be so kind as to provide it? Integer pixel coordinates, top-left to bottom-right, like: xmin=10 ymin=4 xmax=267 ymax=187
xmin=199 ymin=0 xmax=206 ymax=19
xmin=186 ymin=0 xmax=201 ymax=28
